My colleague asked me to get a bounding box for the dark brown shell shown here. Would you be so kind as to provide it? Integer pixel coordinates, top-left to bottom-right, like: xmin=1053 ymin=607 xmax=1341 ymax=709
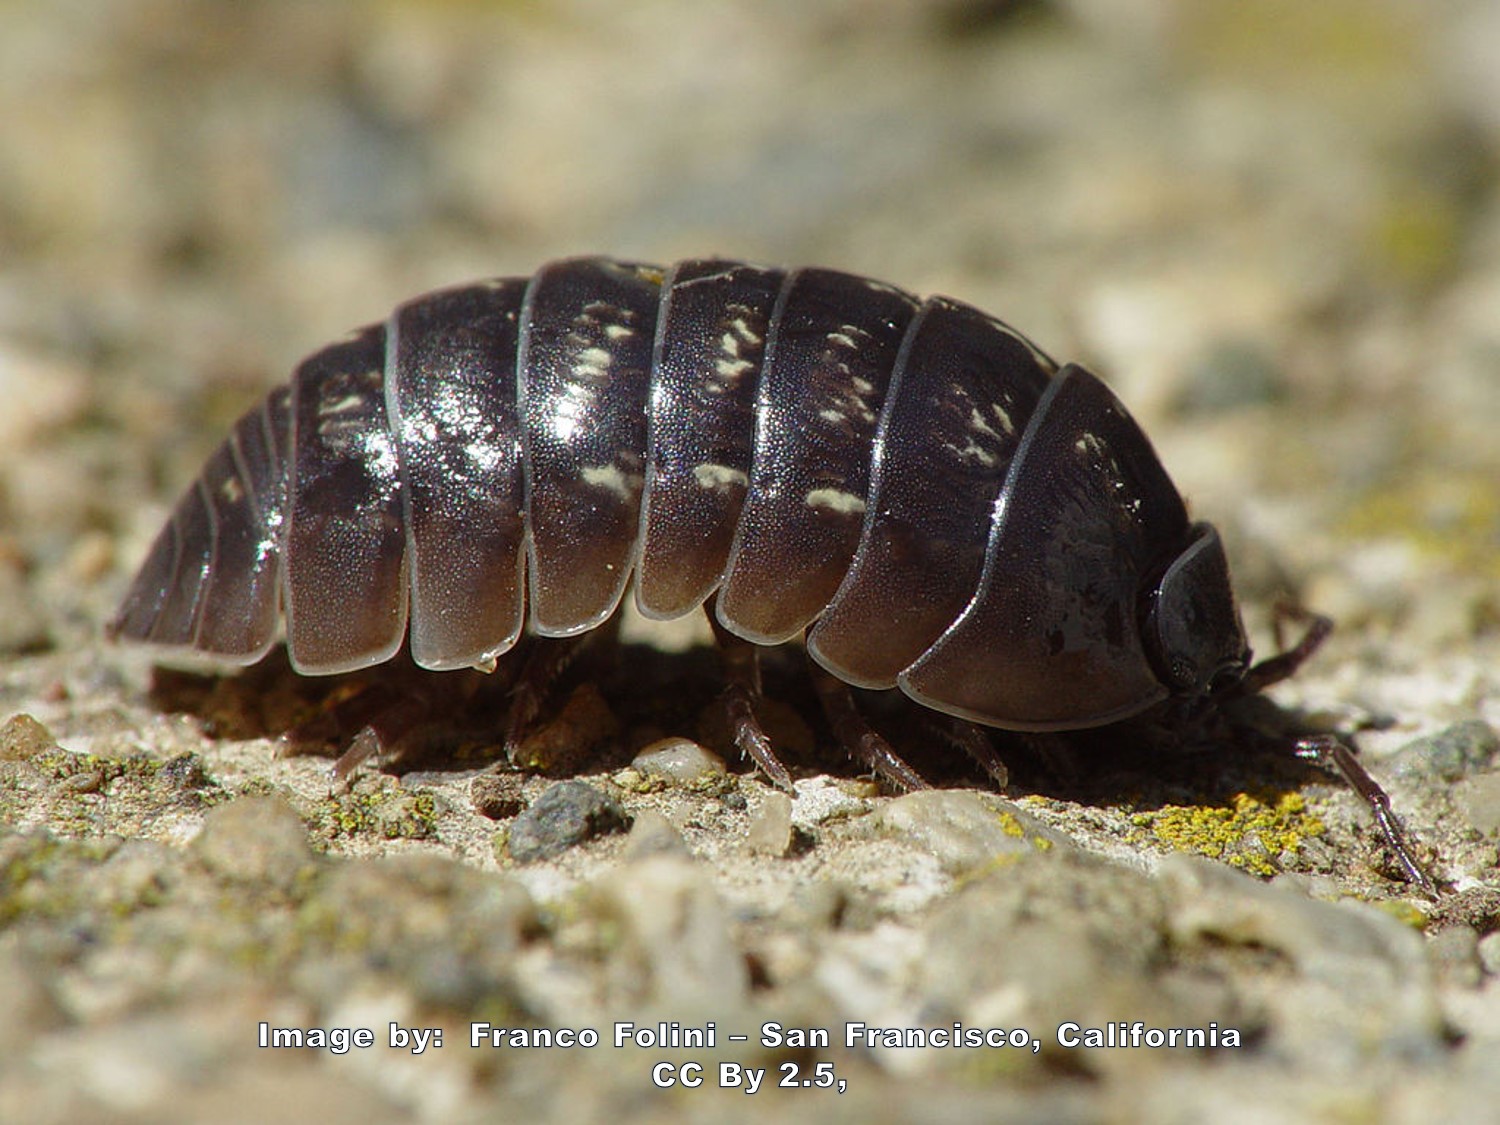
xmin=111 ymin=256 xmax=1250 ymax=732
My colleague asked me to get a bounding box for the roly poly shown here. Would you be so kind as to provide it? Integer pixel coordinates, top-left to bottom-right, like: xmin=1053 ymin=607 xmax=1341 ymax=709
xmin=110 ymin=255 xmax=1435 ymax=892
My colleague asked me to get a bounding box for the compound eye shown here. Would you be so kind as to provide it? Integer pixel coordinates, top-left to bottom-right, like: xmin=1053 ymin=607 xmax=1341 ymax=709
xmin=1207 ymin=659 xmax=1247 ymax=696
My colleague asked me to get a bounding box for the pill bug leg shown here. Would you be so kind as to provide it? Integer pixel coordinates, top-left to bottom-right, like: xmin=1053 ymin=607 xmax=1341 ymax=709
xmin=503 ymin=626 xmax=614 ymax=769
xmin=1295 ymin=735 xmax=1438 ymax=898
xmin=328 ymin=691 xmax=444 ymax=784
xmin=1232 ymin=605 xmax=1333 ymax=697
xmin=705 ymin=601 xmax=793 ymax=791
xmin=274 ymin=663 xmax=488 ymax=782
xmin=930 ymin=716 xmax=1010 ymax=789
xmin=1218 ymin=609 xmax=1439 ymax=897
xmin=806 ymin=659 xmax=928 ymax=792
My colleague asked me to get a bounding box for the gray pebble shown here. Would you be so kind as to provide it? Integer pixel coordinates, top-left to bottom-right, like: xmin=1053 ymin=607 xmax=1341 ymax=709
xmin=872 ymin=789 xmax=1072 ymax=874
xmin=1391 ymin=720 xmax=1500 ymax=782
xmin=191 ymin=795 xmax=314 ymax=893
xmin=1453 ymin=773 xmax=1500 ymax=838
xmin=506 ymin=781 xmax=629 ymax=864
xmin=622 ymin=809 xmax=691 ymax=860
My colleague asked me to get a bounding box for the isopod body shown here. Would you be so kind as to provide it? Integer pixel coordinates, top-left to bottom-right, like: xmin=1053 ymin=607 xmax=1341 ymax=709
xmin=112 ymin=256 xmax=1252 ymax=735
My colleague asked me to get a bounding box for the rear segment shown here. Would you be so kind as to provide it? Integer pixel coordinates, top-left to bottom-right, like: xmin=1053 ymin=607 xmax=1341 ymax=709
xmin=108 ymin=388 xmax=289 ymax=664
xmin=899 ymin=364 xmax=1190 ymax=729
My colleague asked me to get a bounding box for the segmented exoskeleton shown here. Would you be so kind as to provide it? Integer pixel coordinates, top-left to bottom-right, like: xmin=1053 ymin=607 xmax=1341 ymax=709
xmin=110 ymin=256 xmax=1435 ymax=893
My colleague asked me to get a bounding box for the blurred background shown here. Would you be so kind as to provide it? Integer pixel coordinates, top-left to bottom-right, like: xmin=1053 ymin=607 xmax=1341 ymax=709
xmin=1 ymin=0 xmax=1496 ymax=677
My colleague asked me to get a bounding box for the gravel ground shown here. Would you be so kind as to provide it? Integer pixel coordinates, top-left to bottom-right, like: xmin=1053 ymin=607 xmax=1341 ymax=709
xmin=2 ymin=1 xmax=1499 ymax=1121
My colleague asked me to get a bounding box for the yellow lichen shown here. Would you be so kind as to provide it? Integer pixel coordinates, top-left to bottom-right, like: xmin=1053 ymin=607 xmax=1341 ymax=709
xmin=1128 ymin=792 xmax=1325 ymax=878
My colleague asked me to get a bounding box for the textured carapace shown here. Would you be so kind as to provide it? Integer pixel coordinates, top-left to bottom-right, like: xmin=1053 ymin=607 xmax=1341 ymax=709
xmin=111 ymin=256 xmax=1253 ymax=732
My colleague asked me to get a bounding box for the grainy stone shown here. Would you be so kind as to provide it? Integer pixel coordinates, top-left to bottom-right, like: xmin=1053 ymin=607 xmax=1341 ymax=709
xmin=470 ymin=769 xmax=527 ymax=820
xmin=622 ymin=809 xmax=690 ymax=860
xmin=631 ymin=737 xmax=726 ymax=786
xmin=582 ymin=856 xmax=747 ymax=1012
xmin=745 ymin=791 xmax=794 ymax=857
xmin=158 ymin=753 xmax=210 ymax=792
xmin=190 ymin=795 xmax=314 ymax=893
xmin=871 ymin=790 xmax=1072 ymax=873
xmin=0 ymin=713 xmax=57 ymax=760
xmin=1391 ymin=720 xmax=1500 ymax=782
xmin=506 ymin=780 xmax=629 ymax=863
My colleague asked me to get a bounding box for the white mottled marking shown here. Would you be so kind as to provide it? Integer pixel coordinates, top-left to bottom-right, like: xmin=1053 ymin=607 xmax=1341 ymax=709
xmin=805 ymin=488 xmax=866 ymax=515
xmin=947 ymin=438 xmax=999 ymax=469
xmin=818 ymin=407 xmax=846 ymax=425
xmin=967 ymin=406 xmax=1001 ymax=442
xmin=1073 ymin=432 xmax=1106 ymax=459
xmin=693 ymin=463 xmax=748 ymax=491
xmin=715 ymin=357 xmax=756 ymax=381
xmin=605 ymin=324 xmax=634 ymax=341
xmin=576 ymin=346 xmax=613 ymax=378
xmin=319 ymin=391 xmax=368 ymax=417
xmin=727 ymin=314 xmax=760 ymax=345
xmin=360 ymin=429 xmax=399 ymax=479
xmin=580 ymin=463 xmax=639 ymax=501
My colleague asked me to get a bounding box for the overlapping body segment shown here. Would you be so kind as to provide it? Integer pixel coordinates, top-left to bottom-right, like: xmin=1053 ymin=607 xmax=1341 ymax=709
xmin=111 ymin=255 xmax=1242 ymax=736
xmin=386 ymin=279 xmax=528 ymax=671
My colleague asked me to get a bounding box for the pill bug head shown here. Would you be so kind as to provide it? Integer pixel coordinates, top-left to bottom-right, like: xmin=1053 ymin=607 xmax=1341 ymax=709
xmin=1141 ymin=522 xmax=1251 ymax=701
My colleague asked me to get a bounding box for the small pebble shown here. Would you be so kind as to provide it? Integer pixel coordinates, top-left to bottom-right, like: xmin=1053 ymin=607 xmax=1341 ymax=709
xmin=506 ymin=780 xmax=629 ymax=863
xmin=159 ymin=754 xmax=210 ymax=791
xmin=1391 ymin=720 xmax=1500 ymax=782
xmin=631 ymin=737 xmax=726 ymax=786
xmin=622 ymin=809 xmax=690 ymax=860
xmin=746 ymin=791 xmax=794 ymax=857
xmin=470 ymin=770 xmax=527 ymax=820
xmin=191 ymin=795 xmax=315 ymax=892
xmin=58 ymin=769 xmax=103 ymax=794
xmin=0 ymin=713 xmax=57 ymax=760
xmin=872 ymin=790 xmax=1070 ymax=873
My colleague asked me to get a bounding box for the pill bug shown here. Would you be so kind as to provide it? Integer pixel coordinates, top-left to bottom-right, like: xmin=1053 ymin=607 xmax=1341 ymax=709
xmin=110 ymin=255 xmax=1435 ymax=893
